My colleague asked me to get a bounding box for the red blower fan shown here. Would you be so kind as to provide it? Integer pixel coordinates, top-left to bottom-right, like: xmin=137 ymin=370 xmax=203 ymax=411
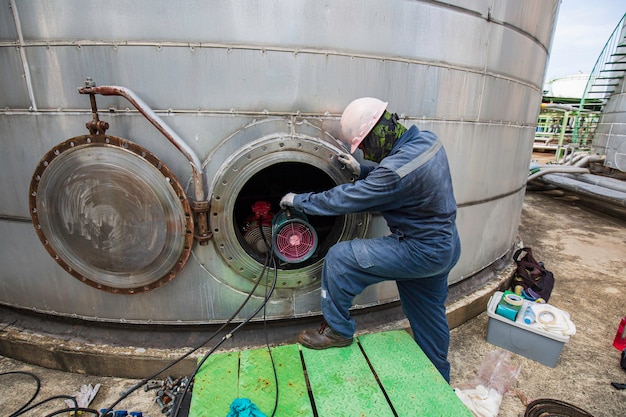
xmin=272 ymin=209 xmax=318 ymax=263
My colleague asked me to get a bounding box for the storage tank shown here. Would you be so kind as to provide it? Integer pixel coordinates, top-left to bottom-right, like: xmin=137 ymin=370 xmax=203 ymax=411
xmin=0 ymin=0 xmax=559 ymax=325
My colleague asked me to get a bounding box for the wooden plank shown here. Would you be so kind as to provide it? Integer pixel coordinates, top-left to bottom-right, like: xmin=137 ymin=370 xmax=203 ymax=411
xmin=239 ymin=345 xmax=314 ymax=416
xmin=189 ymin=351 xmax=239 ymax=417
xmin=358 ymin=331 xmax=473 ymax=417
xmin=301 ymin=341 xmax=395 ymax=417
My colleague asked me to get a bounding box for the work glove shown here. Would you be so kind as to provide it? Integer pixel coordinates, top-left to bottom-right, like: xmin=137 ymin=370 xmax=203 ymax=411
xmin=280 ymin=192 xmax=296 ymax=209
xmin=338 ymin=152 xmax=361 ymax=176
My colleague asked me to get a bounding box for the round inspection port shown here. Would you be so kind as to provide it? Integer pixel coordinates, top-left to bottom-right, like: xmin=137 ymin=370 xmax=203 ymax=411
xmin=28 ymin=134 xmax=194 ymax=293
xmin=234 ymin=161 xmax=339 ymax=269
xmin=209 ymin=135 xmax=368 ymax=289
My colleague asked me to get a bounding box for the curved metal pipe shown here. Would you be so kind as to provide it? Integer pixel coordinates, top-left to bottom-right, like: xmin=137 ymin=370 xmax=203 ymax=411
xmin=77 ymin=83 xmax=211 ymax=244
xmin=78 ymin=84 xmax=205 ymax=201
xmin=528 ymin=166 xmax=589 ymax=182
xmin=573 ymin=154 xmax=605 ymax=167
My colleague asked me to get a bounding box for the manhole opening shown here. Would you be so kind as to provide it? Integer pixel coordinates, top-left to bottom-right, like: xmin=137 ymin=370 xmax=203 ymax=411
xmin=233 ymin=162 xmax=341 ymax=269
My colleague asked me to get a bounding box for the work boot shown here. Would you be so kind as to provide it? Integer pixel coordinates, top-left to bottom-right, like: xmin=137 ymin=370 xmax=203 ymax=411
xmin=298 ymin=321 xmax=353 ymax=349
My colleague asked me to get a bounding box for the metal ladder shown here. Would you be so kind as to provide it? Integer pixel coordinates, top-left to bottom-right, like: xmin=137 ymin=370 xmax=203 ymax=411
xmin=574 ymin=13 xmax=626 ymax=146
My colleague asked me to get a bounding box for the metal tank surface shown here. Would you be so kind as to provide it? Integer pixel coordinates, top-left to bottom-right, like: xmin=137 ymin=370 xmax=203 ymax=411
xmin=0 ymin=0 xmax=559 ymax=324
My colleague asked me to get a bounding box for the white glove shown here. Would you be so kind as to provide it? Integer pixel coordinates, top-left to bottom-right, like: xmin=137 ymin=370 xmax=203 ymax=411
xmin=280 ymin=192 xmax=296 ymax=209
xmin=338 ymin=152 xmax=361 ymax=176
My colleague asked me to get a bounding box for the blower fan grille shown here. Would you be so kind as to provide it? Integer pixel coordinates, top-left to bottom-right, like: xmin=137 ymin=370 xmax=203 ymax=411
xmin=243 ymin=225 xmax=273 ymax=254
xmin=272 ymin=209 xmax=318 ymax=263
xmin=242 ymin=201 xmax=273 ymax=255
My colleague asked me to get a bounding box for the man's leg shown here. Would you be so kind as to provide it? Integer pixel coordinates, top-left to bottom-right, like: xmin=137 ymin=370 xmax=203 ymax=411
xmin=300 ymin=235 xmax=458 ymax=354
xmin=396 ymin=274 xmax=451 ymax=382
xmin=319 ymin=241 xmax=372 ymax=338
xmin=299 ymin=240 xmax=383 ymax=348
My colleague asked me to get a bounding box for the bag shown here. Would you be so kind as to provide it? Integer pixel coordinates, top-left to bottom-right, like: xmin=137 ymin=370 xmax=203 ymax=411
xmin=512 ymin=247 xmax=555 ymax=302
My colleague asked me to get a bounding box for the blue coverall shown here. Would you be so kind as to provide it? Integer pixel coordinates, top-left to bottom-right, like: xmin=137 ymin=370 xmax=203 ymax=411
xmin=292 ymin=125 xmax=461 ymax=382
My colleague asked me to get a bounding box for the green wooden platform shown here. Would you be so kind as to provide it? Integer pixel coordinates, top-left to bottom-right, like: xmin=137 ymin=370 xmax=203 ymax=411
xmin=189 ymin=330 xmax=472 ymax=417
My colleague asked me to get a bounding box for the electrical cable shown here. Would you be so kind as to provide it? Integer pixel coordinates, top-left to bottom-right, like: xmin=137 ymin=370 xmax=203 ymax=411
xmin=168 ymin=216 xmax=280 ymax=417
xmin=12 ymin=210 xmax=282 ymax=417
xmin=2 ymin=370 xmax=100 ymax=416
xmin=264 ymin=258 xmax=280 ymax=417
xmin=261 ymin=217 xmax=280 ymax=417
xmin=15 ymin=394 xmax=97 ymax=417
xmin=169 ymin=257 xmax=278 ymax=416
xmin=100 ymin=236 xmax=276 ymax=416
xmin=2 ymin=371 xmax=41 ymax=417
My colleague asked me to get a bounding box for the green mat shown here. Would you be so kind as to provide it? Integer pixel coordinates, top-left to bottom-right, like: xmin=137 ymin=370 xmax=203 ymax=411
xmin=189 ymin=330 xmax=472 ymax=417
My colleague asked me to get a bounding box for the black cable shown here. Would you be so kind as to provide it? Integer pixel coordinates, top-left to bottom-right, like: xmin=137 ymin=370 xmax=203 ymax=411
xmin=169 ymin=217 xmax=280 ymax=417
xmin=2 ymin=371 xmax=41 ymax=417
xmin=264 ymin=256 xmax=280 ymax=417
xmin=2 ymin=370 xmax=100 ymax=417
xmin=11 ymin=394 xmax=86 ymax=417
xmin=44 ymin=407 xmax=100 ymax=417
xmin=102 ymin=240 xmax=274 ymax=415
xmin=171 ymin=253 xmax=278 ymax=416
xmin=260 ymin=218 xmax=280 ymax=417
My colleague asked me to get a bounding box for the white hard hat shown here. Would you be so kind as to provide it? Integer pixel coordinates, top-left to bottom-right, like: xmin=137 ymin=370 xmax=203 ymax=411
xmin=340 ymin=97 xmax=388 ymax=153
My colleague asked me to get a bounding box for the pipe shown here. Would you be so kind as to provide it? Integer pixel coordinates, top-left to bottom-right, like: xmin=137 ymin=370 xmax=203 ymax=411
xmin=573 ymin=154 xmax=605 ymax=167
xmin=77 ymin=83 xmax=212 ymax=244
xmin=569 ymin=153 xmax=586 ymax=165
xmin=541 ymin=103 xmax=579 ymax=112
xmin=78 ymin=84 xmax=205 ymax=202
xmin=562 ymin=173 xmax=626 ymax=194
xmin=540 ymin=173 xmax=626 ymax=207
xmin=527 ymin=167 xmax=589 ymax=182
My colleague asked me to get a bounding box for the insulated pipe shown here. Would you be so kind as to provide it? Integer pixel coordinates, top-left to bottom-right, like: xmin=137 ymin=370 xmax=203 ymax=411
xmin=527 ymin=167 xmax=589 ymax=182
xmin=563 ymin=173 xmax=626 ymax=194
xmin=78 ymin=84 xmax=206 ymax=202
xmin=573 ymin=154 xmax=605 ymax=167
xmin=541 ymin=103 xmax=579 ymax=112
xmin=569 ymin=153 xmax=586 ymax=165
xmin=541 ymin=173 xmax=626 ymax=207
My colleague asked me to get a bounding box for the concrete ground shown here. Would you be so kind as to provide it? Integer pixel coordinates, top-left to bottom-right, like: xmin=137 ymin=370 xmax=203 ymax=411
xmin=2 ymin=181 xmax=625 ymax=416
xmin=449 ymin=189 xmax=626 ymax=417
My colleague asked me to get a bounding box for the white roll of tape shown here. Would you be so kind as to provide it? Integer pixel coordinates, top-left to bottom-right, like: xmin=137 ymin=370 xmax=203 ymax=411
xmin=537 ymin=310 xmax=556 ymax=325
xmin=504 ymin=293 xmax=523 ymax=306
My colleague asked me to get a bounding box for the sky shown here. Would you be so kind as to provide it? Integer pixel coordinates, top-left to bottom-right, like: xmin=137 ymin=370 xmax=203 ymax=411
xmin=545 ymin=0 xmax=626 ymax=82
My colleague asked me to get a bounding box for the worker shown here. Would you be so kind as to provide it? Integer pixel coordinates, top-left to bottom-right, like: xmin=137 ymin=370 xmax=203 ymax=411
xmin=280 ymin=97 xmax=461 ymax=382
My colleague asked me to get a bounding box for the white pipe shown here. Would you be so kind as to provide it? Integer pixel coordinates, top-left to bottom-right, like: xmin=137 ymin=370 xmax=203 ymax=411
xmin=528 ymin=167 xmax=589 ymax=182
xmin=573 ymin=155 xmax=605 ymax=167
xmin=541 ymin=103 xmax=579 ymax=112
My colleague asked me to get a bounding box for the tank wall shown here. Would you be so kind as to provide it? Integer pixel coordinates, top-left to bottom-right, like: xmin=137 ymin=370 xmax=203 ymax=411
xmin=0 ymin=0 xmax=559 ymax=323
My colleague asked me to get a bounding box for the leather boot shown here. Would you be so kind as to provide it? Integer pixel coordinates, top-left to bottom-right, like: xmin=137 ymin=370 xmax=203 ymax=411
xmin=298 ymin=321 xmax=353 ymax=349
